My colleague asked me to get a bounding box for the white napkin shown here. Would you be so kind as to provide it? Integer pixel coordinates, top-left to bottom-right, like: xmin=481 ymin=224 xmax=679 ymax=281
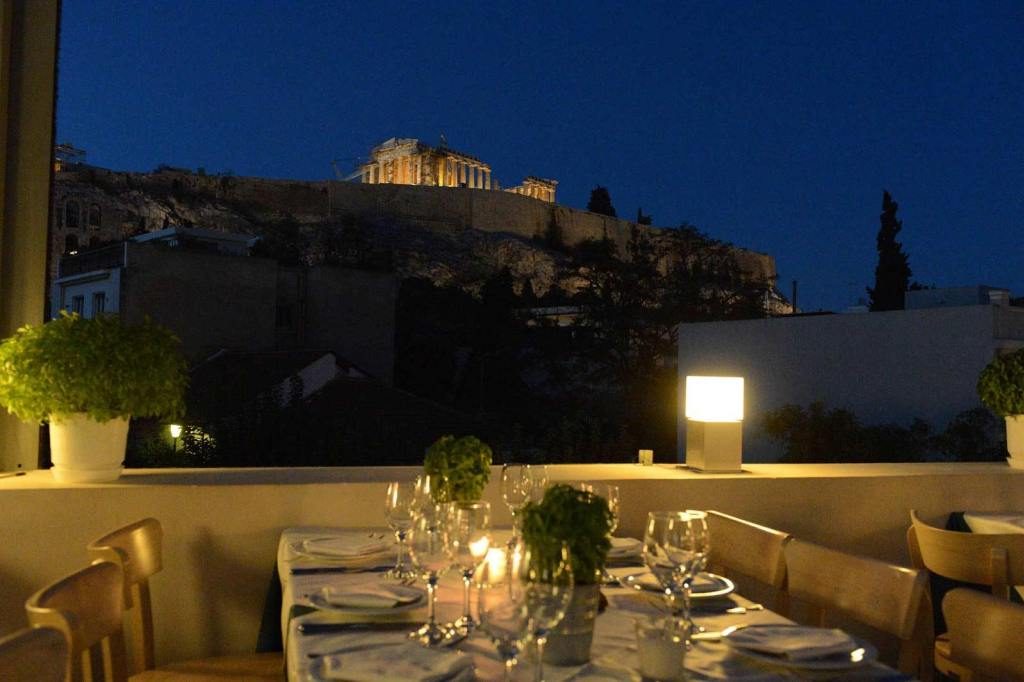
xmin=726 ymin=625 xmax=858 ymax=661
xmin=607 ymin=537 xmax=642 ymax=559
xmin=318 ymin=641 xmax=473 ymax=681
xmin=313 ymin=583 xmax=423 ymax=610
xmin=300 ymin=534 xmax=391 ymax=558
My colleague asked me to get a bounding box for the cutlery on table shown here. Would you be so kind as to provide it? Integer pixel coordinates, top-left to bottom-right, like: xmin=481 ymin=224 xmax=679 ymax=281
xmin=290 ymin=564 xmax=391 ymax=576
xmin=298 ymin=621 xmax=415 ymax=635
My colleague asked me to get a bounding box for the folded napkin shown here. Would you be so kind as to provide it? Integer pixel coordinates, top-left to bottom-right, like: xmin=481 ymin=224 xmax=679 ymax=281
xmin=300 ymin=534 xmax=391 ymax=559
xmin=727 ymin=625 xmax=858 ymax=661
xmin=313 ymin=583 xmax=423 ymax=610
xmin=318 ymin=641 xmax=473 ymax=681
xmin=607 ymin=537 xmax=642 ymax=559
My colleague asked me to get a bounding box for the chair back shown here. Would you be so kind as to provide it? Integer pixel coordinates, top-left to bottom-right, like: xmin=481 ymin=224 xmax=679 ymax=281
xmin=909 ymin=510 xmax=1024 ymax=600
xmin=25 ymin=561 xmax=128 ymax=682
xmin=942 ymin=588 xmax=1024 ymax=682
xmin=784 ymin=538 xmax=932 ymax=678
xmin=87 ymin=517 xmax=163 ymax=673
xmin=705 ymin=510 xmax=790 ymax=611
xmin=0 ymin=627 xmax=68 ymax=682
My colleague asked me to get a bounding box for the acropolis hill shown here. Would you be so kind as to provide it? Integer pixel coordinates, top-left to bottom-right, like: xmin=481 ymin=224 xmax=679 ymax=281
xmin=50 ymin=151 xmax=778 ymax=298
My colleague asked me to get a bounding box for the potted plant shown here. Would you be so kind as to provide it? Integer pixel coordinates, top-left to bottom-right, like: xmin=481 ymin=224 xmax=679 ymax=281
xmin=423 ymin=434 xmax=492 ymax=502
xmin=0 ymin=313 xmax=187 ymax=482
xmin=978 ymin=348 xmax=1024 ymax=468
xmin=521 ymin=483 xmax=614 ymax=665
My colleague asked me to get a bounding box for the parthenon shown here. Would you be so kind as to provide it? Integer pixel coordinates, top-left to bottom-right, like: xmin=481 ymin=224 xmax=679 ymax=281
xmin=357 ymin=137 xmax=557 ymax=203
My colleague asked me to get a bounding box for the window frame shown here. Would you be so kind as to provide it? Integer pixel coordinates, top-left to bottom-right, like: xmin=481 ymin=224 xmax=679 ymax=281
xmin=0 ymin=0 xmax=60 ymax=471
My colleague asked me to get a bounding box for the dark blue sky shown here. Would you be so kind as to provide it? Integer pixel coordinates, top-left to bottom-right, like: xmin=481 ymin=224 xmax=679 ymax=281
xmin=57 ymin=1 xmax=1023 ymax=312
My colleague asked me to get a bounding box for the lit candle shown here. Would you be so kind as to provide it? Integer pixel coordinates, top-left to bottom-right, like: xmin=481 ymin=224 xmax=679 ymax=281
xmin=638 ymin=449 xmax=654 ymax=466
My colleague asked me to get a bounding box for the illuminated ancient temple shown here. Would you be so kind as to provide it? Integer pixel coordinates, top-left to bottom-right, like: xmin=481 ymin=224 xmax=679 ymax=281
xmin=357 ymin=137 xmax=557 ymax=203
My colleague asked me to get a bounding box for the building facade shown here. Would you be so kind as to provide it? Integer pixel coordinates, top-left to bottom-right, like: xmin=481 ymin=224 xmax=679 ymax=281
xmin=357 ymin=137 xmax=557 ymax=203
xmin=676 ymin=289 xmax=1024 ymax=462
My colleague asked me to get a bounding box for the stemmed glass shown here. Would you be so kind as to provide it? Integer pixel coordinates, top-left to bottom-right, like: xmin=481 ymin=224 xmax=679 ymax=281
xmin=446 ymin=501 xmax=491 ymax=636
xmin=501 ymin=464 xmax=533 ymax=539
xmin=642 ymin=510 xmax=710 ymax=637
xmin=520 ymin=540 xmax=573 ymax=682
xmin=384 ymin=481 xmax=418 ymax=581
xmin=478 ymin=543 xmax=532 ymax=681
xmin=529 ymin=465 xmax=549 ymax=502
xmin=406 ymin=474 xmax=450 ymax=646
xmin=580 ymin=483 xmax=620 ymax=585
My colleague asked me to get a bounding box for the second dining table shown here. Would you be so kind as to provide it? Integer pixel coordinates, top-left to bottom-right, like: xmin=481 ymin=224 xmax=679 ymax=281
xmin=278 ymin=526 xmax=912 ymax=681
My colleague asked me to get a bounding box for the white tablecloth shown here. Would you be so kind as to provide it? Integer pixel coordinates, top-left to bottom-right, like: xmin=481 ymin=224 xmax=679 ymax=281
xmin=963 ymin=512 xmax=1024 ymax=599
xmin=278 ymin=527 xmax=908 ymax=681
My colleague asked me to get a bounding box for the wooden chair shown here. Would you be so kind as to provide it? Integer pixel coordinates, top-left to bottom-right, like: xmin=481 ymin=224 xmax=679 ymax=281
xmin=784 ymin=538 xmax=933 ymax=681
xmin=942 ymin=588 xmax=1024 ymax=682
xmin=705 ymin=510 xmax=790 ymax=612
xmin=0 ymin=626 xmax=68 ymax=682
xmin=907 ymin=510 xmax=1024 ymax=678
xmin=25 ymin=561 xmax=130 ymax=682
xmin=87 ymin=518 xmax=282 ymax=681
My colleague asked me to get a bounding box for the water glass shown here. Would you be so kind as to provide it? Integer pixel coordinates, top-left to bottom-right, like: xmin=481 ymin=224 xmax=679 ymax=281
xmin=642 ymin=510 xmax=710 ymax=635
xmin=501 ymin=464 xmax=533 ymax=536
xmin=407 ymin=499 xmax=451 ymax=646
xmin=529 ymin=464 xmax=550 ymax=502
xmin=478 ymin=543 xmax=532 ymax=681
xmin=520 ymin=540 xmax=573 ymax=682
xmin=384 ymin=481 xmax=418 ymax=581
xmin=636 ymin=617 xmax=686 ymax=681
xmin=446 ymin=501 xmax=491 ymax=634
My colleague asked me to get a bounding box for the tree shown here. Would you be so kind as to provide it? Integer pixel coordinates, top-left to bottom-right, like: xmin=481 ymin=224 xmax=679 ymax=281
xmin=586 ymin=186 xmax=617 ymax=217
xmin=867 ymin=190 xmax=912 ymax=311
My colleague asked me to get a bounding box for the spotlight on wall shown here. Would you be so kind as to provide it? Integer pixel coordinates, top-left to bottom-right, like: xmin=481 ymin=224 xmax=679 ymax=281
xmin=684 ymin=376 xmax=744 ymax=473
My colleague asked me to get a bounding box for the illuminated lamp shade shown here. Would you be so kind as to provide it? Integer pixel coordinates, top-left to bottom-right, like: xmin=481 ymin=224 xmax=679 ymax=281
xmin=685 ymin=376 xmax=744 ymax=473
xmin=169 ymin=424 xmax=183 ymax=439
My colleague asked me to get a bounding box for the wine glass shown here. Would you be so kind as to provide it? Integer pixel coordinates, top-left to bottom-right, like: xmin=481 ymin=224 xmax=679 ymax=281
xmin=520 ymin=540 xmax=573 ymax=682
xmin=642 ymin=510 xmax=710 ymax=637
xmin=406 ymin=479 xmax=451 ymax=647
xmin=384 ymin=481 xmax=418 ymax=581
xmin=478 ymin=543 xmax=532 ymax=681
xmin=446 ymin=501 xmax=491 ymax=636
xmin=580 ymin=483 xmax=620 ymax=585
xmin=529 ymin=465 xmax=550 ymax=502
xmin=501 ymin=464 xmax=533 ymax=538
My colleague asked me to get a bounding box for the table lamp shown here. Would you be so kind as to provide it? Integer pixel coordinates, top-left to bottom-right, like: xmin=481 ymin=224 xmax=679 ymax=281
xmin=684 ymin=376 xmax=744 ymax=472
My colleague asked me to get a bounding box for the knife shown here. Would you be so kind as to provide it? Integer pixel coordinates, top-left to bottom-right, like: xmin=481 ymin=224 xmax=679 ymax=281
xmin=290 ymin=564 xmax=391 ymax=576
xmin=298 ymin=621 xmax=415 ymax=635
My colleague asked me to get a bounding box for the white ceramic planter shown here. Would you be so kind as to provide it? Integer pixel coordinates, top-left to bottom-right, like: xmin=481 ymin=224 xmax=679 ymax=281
xmin=1006 ymin=416 xmax=1024 ymax=469
xmin=49 ymin=414 xmax=129 ymax=483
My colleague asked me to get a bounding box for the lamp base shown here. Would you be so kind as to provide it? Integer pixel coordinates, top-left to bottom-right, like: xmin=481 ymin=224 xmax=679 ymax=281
xmin=685 ymin=420 xmax=742 ymax=473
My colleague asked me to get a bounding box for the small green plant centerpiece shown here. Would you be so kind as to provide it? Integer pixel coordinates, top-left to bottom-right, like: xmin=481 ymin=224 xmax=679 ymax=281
xmin=978 ymin=348 xmax=1024 ymax=467
xmin=423 ymin=434 xmax=492 ymax=502
xmin=0 ymin=313 xmax=187 ymax=482
xmin=521 ymin=484 xmax=614 ymax=665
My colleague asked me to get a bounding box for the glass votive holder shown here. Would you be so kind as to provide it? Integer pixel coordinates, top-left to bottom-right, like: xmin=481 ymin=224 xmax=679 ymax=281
xmin=635 ymin=617 xmax=686 ymax=681
xmin=638 ymin=449 xmax=654 ymax=466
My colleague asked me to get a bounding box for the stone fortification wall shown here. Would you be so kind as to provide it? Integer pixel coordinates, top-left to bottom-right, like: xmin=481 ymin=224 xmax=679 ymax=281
xmin=323 ymin=182 xmax=776 ymax=281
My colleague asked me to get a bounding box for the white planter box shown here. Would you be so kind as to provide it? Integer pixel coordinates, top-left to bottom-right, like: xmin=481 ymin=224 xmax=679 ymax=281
xmin=49 ymin=414 xmax=129 ymax=483
xmin=1006 ymin=415 xmax=1024 ymax=469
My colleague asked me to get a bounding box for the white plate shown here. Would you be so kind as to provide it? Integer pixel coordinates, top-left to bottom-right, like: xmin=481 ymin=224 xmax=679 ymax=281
xmin=622 ymin=571 xmax=735 ymax=599
xmin=725 ymin=624 xmax=878 ymax=672
xmin=306 ymin=585 xmax=426 ymax=616
xmin=307 ymin=643 xmax=475 ymax=682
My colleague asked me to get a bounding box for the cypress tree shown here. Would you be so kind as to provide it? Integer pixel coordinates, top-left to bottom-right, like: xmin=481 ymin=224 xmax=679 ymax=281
xmin=867 ymin=190 xmax=912 ymax=311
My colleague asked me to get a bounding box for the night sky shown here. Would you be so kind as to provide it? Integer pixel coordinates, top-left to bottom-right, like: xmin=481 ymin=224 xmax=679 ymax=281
xmin=56 ymin=1 xmax=1023 ymax=312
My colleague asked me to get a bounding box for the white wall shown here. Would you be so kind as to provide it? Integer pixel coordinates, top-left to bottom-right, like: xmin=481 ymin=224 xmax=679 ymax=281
xmin=677 ymin=305 xmax=1021 ymax=462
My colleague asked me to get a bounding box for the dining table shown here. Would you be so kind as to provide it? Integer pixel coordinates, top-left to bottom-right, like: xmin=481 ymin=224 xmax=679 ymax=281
xmin=278 ymin=526 xmax=913 ymax=681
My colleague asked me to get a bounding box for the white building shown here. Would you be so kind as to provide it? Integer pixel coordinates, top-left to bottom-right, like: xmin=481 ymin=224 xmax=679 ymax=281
xmin=677 ymin=288 xmax=1024 ymax=462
